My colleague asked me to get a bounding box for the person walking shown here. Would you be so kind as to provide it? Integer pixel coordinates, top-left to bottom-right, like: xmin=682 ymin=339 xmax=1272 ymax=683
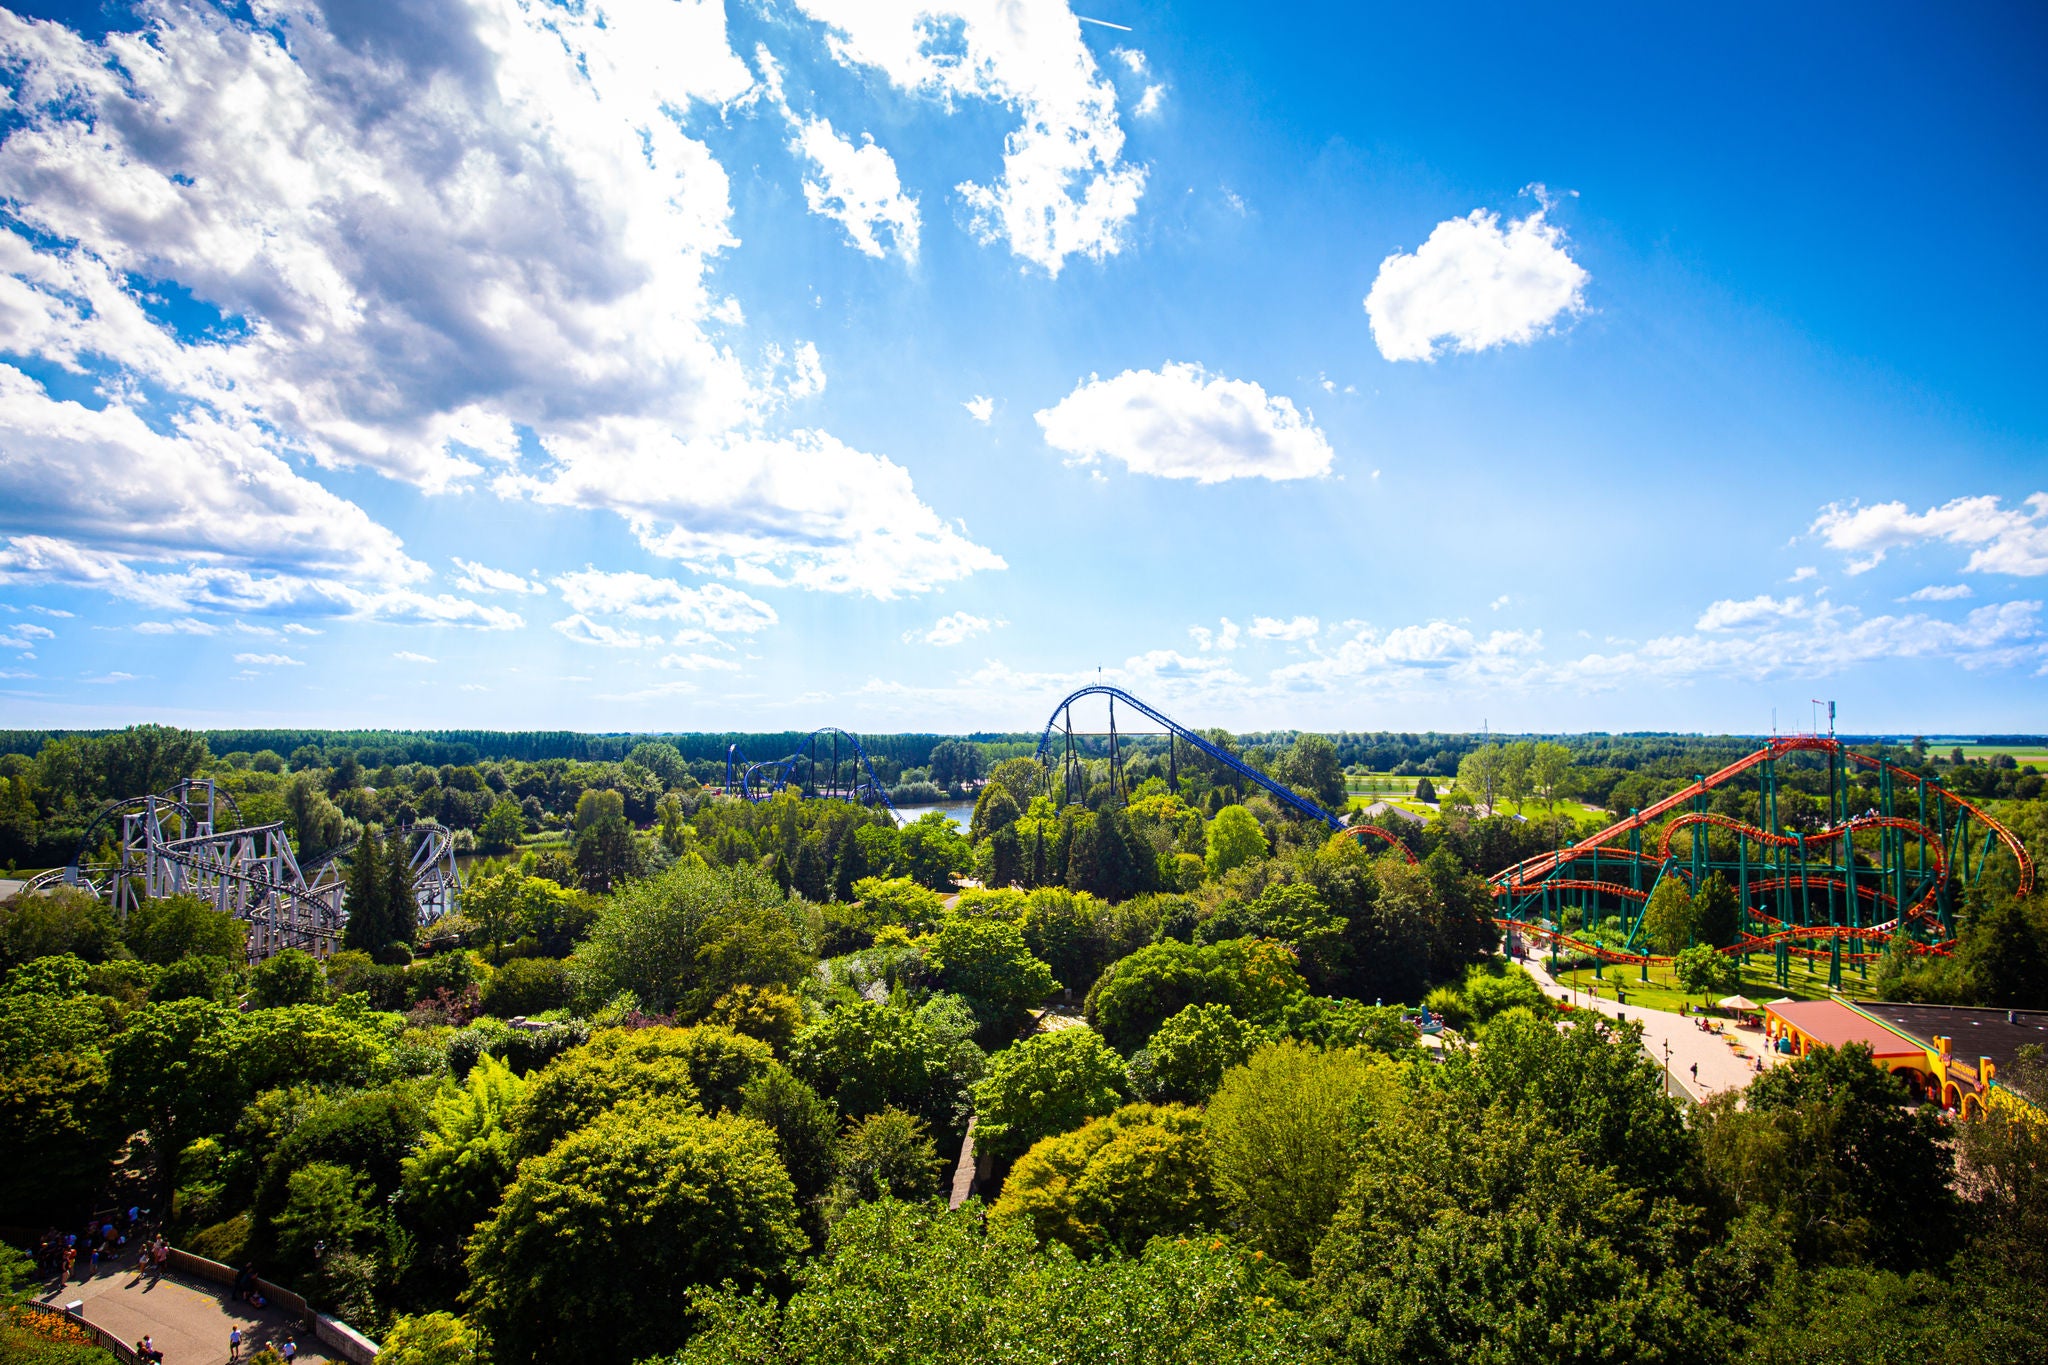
xmin=1689 ymin=1062 xmax=1699 ymax=1085
xmin=229 ymin=1326 xmax=243 ymax=1362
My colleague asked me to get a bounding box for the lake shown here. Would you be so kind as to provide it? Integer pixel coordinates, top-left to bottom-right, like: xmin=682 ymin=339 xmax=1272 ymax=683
xmin=893 ymin=801 xmax=975 ymax=831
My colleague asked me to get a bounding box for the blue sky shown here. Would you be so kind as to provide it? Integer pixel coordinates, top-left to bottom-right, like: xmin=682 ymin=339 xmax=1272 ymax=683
xmin=0 ymin=0 xmax=2044 ymax=736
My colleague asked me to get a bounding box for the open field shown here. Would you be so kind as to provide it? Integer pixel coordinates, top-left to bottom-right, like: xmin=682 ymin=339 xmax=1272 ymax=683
xmin=1540 ymin=952 xmax=1886 ymax=1016
xmin=1940 ymin=742 xmax=2048 ymax=767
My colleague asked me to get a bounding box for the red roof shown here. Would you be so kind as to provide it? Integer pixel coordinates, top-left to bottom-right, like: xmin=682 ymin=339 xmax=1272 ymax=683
xmin=1766 ymin=1000 xmax=1925 ymax=1057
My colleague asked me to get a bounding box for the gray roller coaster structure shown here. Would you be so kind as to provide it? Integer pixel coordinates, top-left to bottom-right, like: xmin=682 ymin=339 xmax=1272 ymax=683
xmin=23 ymin=778 xmax=461 ymax=959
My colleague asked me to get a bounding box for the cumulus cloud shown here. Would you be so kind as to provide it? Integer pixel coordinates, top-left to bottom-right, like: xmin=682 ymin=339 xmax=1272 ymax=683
xmin=1365 ymin=199 xmax=1588 ymax=362
xmin=757 ymin=45 xmax=921 ymax=262
xmin=1272 ymin=620 xmax=1542 ymax=691
xmin=0 ymin=2 xmax=998 ymax=613
xmin=1189 ymin=618 xmax=1241 ymax=652
xmin=552 ymin=569 xmax=779 ymax=634
xmin=1250 ymin=615 xmax=1319 ymax=642
xmin=964 ymin=395 xmax=996 ymax=423
xmin=451 ymin=559 xmax=546 ymax=596
xmin=0 ymin=623 xmax=53 ymax=652
xmin=1811 ymin=493 xmax=2048 ymax=576
xmin=1036 ymin=363 xmax=1334 ymax=484
xmin=1695 ymin=595 xmax=1809 ymax=630
xmin=904 ymin=611 xmax=1002 ymax=646
xmin=1901 ymin=584 xmax=1973 ymax=602
xmin=1788 ymin=566 xmax=1818 ymax=582
xmin=551 ymin=614 xmax=661 ymax=650
xmin=795 ymin=0 xmax=1146 ymax=275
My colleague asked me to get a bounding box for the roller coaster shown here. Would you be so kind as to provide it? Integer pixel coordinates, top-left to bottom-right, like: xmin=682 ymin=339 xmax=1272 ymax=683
xmin=1492 ymin=735 xmax=2033 ymax=986
xmin=725 ymin=728 xmax=898 ymax=814
xmin=1033 ymin=686 xmax=1417 ymax=862
xmin=24 ymin=778 xmax=461 ymax=959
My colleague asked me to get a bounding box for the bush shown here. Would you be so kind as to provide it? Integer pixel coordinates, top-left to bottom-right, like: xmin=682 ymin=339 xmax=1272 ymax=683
xmin=1126 ymin=1003 xmax=1268 ymax=1104
xmin=1083 ymin=937 xmax=1308 ymax=1054
xmin=248 ymin=949 xmax=325 ymax=1008
xmin=477 ymin=957 xmax=568 ymax=1018
xmin=924 ymin=917 xmax=1057 ymax=1039
xmin=707 ymin=984 xmax=804 ymax=1055
xmin=125 ymin=894 xmax=248 ymax=966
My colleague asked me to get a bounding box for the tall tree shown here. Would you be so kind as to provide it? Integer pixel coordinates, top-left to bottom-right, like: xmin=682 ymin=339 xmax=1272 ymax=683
xmin=382 ymin=831 xmax=419 ymax=953
xmin=342 ymin=831 xmax=388 ymax=956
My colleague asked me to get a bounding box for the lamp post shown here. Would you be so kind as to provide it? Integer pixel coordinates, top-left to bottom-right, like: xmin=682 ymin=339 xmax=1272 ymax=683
xmin=1662 ymin=1038 xmax=1672 ymax=1094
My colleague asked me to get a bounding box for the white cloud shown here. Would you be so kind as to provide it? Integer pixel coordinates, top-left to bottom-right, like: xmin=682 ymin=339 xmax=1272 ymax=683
xmin=0 ymin=3 xmax=996 ymax=611
xmin=1273 ymin=620 xmax=1541 ymax=691
xmin=1811 ymin=494 xmax=2048 ymax=576
xmin=1901 ymin=584 xmax=1973 ymax=602
xmin=905 ymin=611 xmax=1002 ymax=646
xmin=795 ymin=0 xmax=1146 ymax=275
xmin=1250 ymin=615 xmax=1319 ymax=642
xmin=284 ymin=624 xmax=322 ymax=636
xmin=393 ymin=651 xmax=436 ymax=664
xmin=1189 ymin=618 xmax=1241 ymax=652
xmin=234 ymin=652 xmax=303 ymax=666
xmin=1036 ymin=362 xmax=1334 ymax=484
xmin=964 ymin=395 xmax=996 ymax=423
xmin=1490 ymin=595 xmax=1511 ymax=611
xmin=1556 ymin=600 xmax=2046 ymax=687
xmin=1695 ymin=595 xmax=1809 ymax=630
xmin=1133 ymin=84 xmax=1165 ymax=118
xmin=451 ymin=559 xmax=546 ymax=597
xmin=551 ymin=615 xmax=661 ymax=650
xmin=0 ymin=622 xmax=54 ymax=651
xmin=514 ymin=429 xmax=1004 ymax=598
xmin=552 ymin=569 xmax=778 ymax=633
xmin=1113 ymin=47 xmax=1145 ymax=74
xmin=658 ymin=651 xmax=741 ymax=672
xmin=235 ymin=621 xmax=279 ymax=637
xmin=1365 ymin=199 xmax=1589 ymax=362
xmin=1788 ymin=566 xmax=1818 ymax=582
xmin=791 ymin=117 xmax=921 ymax=262
xmin=135 ymin=618 xmax=218 ymax=636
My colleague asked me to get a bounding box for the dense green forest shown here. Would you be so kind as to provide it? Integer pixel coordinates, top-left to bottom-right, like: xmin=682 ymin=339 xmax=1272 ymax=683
xmin=3 ymin=724 xmax=2045 ymax=1365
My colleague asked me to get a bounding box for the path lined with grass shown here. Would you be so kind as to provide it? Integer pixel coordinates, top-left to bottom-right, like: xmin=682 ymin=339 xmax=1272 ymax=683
xmin=1522 ymin=957 xmax=1780 ymax=1102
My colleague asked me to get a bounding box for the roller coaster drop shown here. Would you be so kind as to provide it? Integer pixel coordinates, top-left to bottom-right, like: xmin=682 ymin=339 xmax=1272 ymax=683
xmin=1493 ymin=736 xmax=2034 ymax=986
xmin=24 ymin=778 xmax=461 ymax=959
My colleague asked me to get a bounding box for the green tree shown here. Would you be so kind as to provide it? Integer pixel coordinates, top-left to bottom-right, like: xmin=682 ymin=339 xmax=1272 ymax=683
xmin=1674 ymin=943 xmax=1733 ymax=999
xmin=1274 ymin=733 xmax=1346 ymax=812
xmin=1203 ymin=1041 xmax=1397 ymax=1271
xmin=1642 ymin=875 xmax=1696 ymax=956
xmin=970 ymin=1027 xmax=1125 ymax=1165
xmin=666 ymin=1200 xmax=1327 ymax=1365
xmin=478 ymin=799 xmax=525 ymax=853
xmin=1961 ymin=890 xmax=2048 ymax=1008
xmin=0 ymin=888 xmax=122 ymax=969
xmin=572 ymin=809 xmax=641 ymax=894
xmin=341 ymin=833 xmax=390 ymax=958
xmin=509 ymin=1027 xmax=704 ymax=1161
xmin=898 ymin=811 xmax=971 ymax=891
xmin=739 ymin=1065 xmax=840 ymax=1208
xmin=107 ymin=997 xmax=245 ymax=1200
xmin=1315 ymin=1086 xmax=1713 ymax=1365
xmin=926 ymin=739 xmax=984 ymax=789
xmin=991 ymin=1101 xmax=1217 ymax=1255
xmin=99 ymin=724 xmax=210 ymax=799
xmin=402 ymin=1052 xmax=527 ymax=1245
xmin=708 ymin=984 xmax=805 ymax=1055
xmin=465 ymin=1104 xmax=805 ymax=1365
xmin=789 ymin=998 xmax=984 ymax=1134
xmin=377 ymin=1313 xmax=483 ymax=1365
xmin=851 ymin=875 xmax=947 ymax=935
xmin=478 ymin=957 xmax=569 ymax=1018
xmin=1083 ymin=937 xmax=1308 ymax=1055
xmin=833 ymin=1106 xmax=944 ymax=1209
xmin=0 ymin=1044 xmax=119 ymax=1221
xmin=1126 ymin=1002 xmax=1268 ymax=1104
xmin=969 ymin=783 xmax=1022 ymax=844
xmin=1691 ymin=871 xmax=1741 ymax=949
xmin=1697 ymin=1043 xmax=1954 ymax=1271
xmin=1457 ymin=744 xmax=1506 ymax=814
xmin=1530 ymin=740 xmax=1573 ymax=808
xmin=1203 ymin=805 xmax=1268 ymax=880
xmin=383 ymin=830 xmax=420 ymax=955
xmin=572 ymin=863 xmax=810 ymax=1018
xmin=248 ymin=948 xmax=325 ymax=1008
xmin=924 ymin=917 xmax=1057 ymax=1039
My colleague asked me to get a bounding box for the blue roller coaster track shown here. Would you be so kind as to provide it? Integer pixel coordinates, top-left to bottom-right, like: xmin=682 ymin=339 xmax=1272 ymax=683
xmin=724 ymin=728 xmax=899 ymax=815
xmin=1031 ymin=686 xmax=1420 ymax=863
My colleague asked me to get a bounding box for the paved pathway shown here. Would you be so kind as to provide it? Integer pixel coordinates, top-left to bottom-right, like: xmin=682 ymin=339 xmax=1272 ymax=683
xmin=1518 ymin=957 xmax=1781 ymax=1102
xmin=42 ymin=1257 xmax=333 ymax=1365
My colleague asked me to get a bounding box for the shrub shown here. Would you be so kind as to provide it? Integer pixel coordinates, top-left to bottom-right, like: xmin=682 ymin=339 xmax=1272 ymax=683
xmin=992 ymin=1101 xmax=1217 ymax=1256
xmin=971 ymin=1028 xmax=1125 ymax=1166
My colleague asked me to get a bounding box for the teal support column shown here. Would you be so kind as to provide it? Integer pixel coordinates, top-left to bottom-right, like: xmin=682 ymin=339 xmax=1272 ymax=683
xmin=1828 ymin=934 xmax=1842 ymax=990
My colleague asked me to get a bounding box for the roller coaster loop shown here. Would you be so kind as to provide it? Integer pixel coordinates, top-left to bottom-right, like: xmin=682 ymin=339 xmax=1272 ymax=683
xmin=724 ymin=728 xmax=898 ymax=815
xmin=1491 ymin=736 xmax=2031 ymax=981
xmin=1031 ymin=686 xmax=1418 ymax=863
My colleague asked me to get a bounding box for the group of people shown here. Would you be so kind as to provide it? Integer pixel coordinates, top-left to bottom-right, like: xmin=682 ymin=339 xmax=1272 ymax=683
xmin=32 ymin=1208 xmax=149 ymax=1286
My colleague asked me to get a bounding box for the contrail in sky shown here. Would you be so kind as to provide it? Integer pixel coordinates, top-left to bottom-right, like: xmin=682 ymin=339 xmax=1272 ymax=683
xmin=1077 ymin=15 xmax=1133 ymax=30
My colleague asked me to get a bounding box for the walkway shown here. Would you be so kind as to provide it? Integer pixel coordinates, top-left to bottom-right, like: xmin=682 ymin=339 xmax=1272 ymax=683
xmin=42 ymin=1258 xmax=332 ymax=1365
xmin=1519 ymin=958 xmax=1780 ymax=1102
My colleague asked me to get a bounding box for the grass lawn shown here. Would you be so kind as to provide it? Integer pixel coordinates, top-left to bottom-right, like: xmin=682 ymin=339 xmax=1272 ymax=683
xmin=1542 ymin=952 xmax=1885 ymax=1016
xmin=1936 ymin=742 xmax=2048 ymax=767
